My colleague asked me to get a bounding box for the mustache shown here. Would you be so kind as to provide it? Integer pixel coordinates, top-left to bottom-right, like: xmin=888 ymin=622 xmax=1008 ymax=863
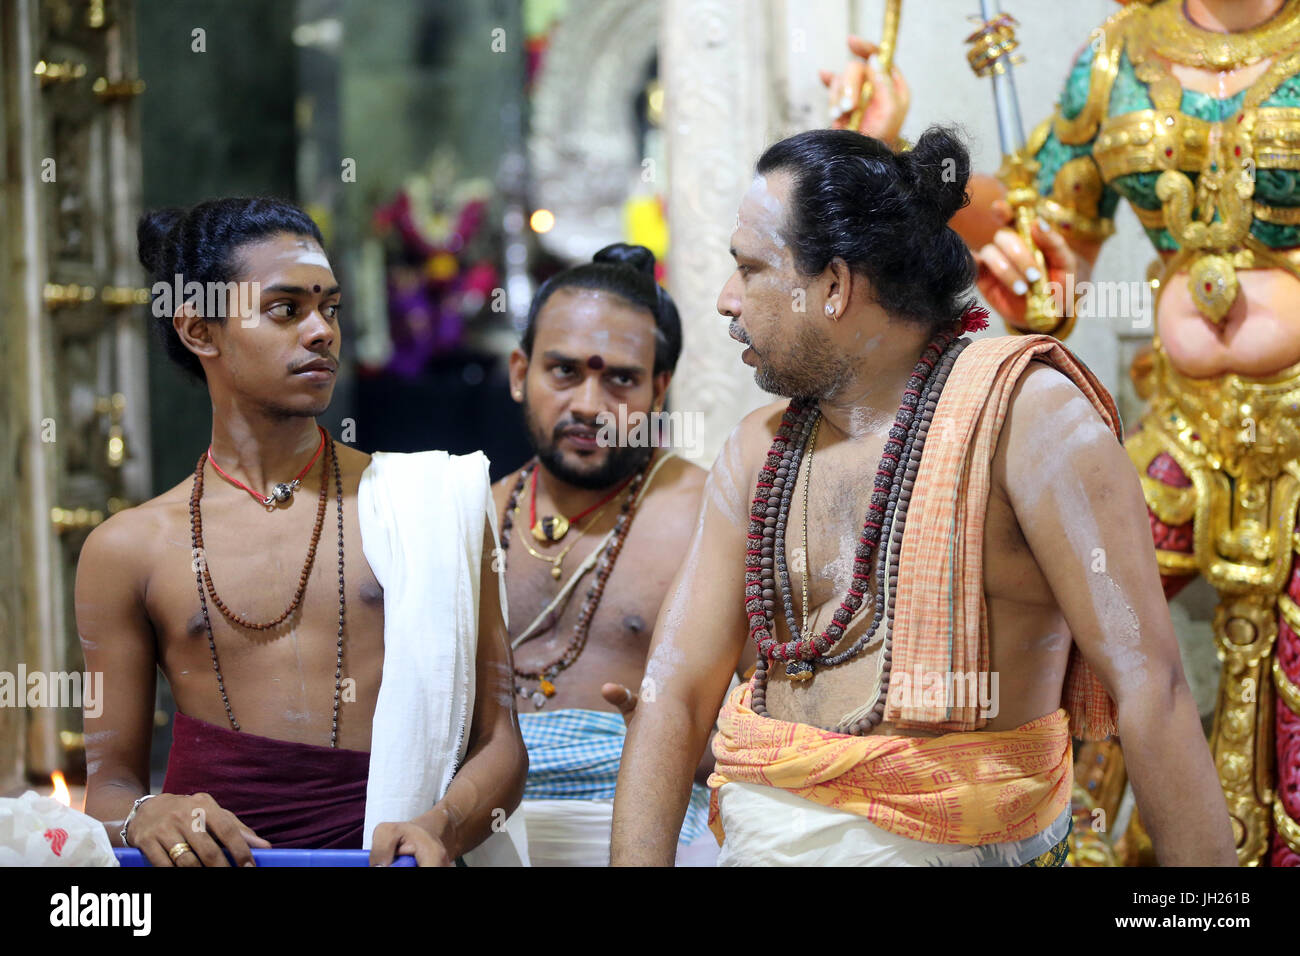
xmin=551 ymin=416 xmax=602 ymax=440
xmin=288 ymin=352 xmax=340 ymax=374
xmin=729 ymin=322 xmax=752 ymax=347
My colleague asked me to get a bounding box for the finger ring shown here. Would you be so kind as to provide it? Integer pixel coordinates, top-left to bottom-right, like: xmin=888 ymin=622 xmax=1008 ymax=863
xmin=167 ymin=841 xmax=193 ymax=861
xmin=624 ymin=687 xmax=634 ymax=704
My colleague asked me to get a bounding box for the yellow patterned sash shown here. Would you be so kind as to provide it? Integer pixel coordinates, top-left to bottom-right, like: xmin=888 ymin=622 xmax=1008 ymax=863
xmin=707 ymin=682 xmax=1073 ymax=847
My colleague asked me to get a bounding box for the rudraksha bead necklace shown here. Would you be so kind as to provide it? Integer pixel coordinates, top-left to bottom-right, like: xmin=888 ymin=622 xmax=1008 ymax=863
xmin=189 ymin=434 xmax=347 ymax=746
xmin=195 ymin=436 xmax=330 ymax=632
xmin=747 ymin=329 xmax=968 ymax=734
xmin=500 ymin=456 xmax=650 ymax=708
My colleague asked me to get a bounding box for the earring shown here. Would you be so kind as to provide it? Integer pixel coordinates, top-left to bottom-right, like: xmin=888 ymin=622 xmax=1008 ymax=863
xmin=825 ymin=303 xmax=835 ymax=316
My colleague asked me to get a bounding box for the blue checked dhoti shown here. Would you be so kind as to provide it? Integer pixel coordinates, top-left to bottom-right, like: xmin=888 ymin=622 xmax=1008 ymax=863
xmin=519 ymin=708 xmax=711 ymax=865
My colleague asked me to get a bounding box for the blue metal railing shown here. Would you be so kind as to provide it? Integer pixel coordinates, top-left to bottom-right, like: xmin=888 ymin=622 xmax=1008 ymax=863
xmin=114 ymin=848 xmax=416 ymax=867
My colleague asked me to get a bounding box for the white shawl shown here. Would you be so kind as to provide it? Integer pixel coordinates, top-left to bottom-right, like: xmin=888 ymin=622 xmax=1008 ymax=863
xmin=358 ymin=449 xmax=527 ymax=865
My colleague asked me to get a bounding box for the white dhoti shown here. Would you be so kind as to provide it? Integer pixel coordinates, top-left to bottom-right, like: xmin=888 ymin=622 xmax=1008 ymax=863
xmin=518 ymin=708 xmax=715 ymax=866
xmin=715 ymin=782 xmax=1071 ymax=867
xmin=520 ymin=798 xmax=616 ymax=867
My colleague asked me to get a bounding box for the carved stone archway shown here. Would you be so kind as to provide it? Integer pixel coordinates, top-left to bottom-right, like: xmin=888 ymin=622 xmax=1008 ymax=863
xmin=528 ymin=0 xmax=661 ymax=263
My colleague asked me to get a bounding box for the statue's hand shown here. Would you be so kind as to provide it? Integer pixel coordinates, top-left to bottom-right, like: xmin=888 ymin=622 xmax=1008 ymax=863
xmin=975 ymin=210 xmax=1079 ymax=332
xmin=819 ymin=35 xmax=909 ymax=145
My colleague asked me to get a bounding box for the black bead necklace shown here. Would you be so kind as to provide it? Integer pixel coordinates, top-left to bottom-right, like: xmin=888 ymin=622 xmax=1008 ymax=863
xmin=189 ymin=436 xmax=347 ymax=747
xmin=747 ymin=331 xmax=968 ymax=735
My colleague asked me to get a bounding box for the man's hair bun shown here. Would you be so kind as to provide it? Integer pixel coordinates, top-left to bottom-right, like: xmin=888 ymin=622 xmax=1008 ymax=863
xmin=592 ymin=242 xmax=657 ymax=277
xmin=904 ymin=126 xmax=972 ymax=224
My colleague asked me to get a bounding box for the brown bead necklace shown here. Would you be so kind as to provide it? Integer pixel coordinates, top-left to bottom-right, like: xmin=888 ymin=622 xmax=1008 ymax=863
xmin=499 ymin=457 xmax=649 ymax=708
xmin=746 ymin=329 xmax=967 ymax=735
xmin=188 ymin=433 xmax=347 ymax=746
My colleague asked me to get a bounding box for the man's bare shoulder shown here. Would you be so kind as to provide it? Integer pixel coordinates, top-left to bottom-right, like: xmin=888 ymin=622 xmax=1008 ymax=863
xmin=634 ymin=452 xmax=705 ymax=524
xmin=77 ymin=475 xmax=193 ymax=589
xmin=1002 ymin=362 xmax=1116 ymax=447
xmin=490 ymin=462 xmax=527 ymax=516
xmin=651 ymin=452 xmax=706 ymax=495
xmin=723 ymin=398 xmax=789 ymax=466
xmin=334 ymin=441 xmax=372 ymax=478
xmin=994 ymin=360 xmax=1122 ymax=500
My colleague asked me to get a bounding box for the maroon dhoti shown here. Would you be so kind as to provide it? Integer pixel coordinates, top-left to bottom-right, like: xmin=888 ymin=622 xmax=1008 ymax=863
xmin=163 ymin=711 xmax=370 ymax=849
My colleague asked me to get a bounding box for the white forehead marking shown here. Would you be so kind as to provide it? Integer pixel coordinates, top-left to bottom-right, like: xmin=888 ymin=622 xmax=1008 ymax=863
xmin=288 ymin=250 xmax=332 ymax=270
xmin=748 ymin=174 xmax=782 ymax=214
xmin=740 ymin=175 xmax=788 ymax=259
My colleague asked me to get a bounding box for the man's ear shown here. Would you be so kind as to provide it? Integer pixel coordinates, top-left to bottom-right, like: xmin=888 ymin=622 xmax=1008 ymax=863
xmin=651 ymin=371 xmax=671 ymax=412
xmin=508 ymin=348 xmax=529 ymax=402
xmin=173 ymin=303 xmax=220 ymax=364
xmin=824 ymin=256 xmax=855 ymax=320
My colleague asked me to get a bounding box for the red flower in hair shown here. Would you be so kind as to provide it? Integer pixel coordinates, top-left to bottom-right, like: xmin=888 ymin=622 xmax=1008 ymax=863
xmin=960 ymin=304 xmax=990 ymax=334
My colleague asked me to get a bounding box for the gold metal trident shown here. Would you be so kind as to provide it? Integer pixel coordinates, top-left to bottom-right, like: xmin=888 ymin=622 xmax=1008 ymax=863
xmin=846 ymin=0 xmax=903 ymax=131
xmin=965 ymin=7 xmax=1060 ymax=333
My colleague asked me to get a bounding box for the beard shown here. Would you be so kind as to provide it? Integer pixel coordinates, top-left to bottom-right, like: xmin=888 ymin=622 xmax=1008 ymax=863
xmin=261 ymin=395 xmax=332 ymax=420
xmin=522 ymin=394 xmax=653 ymax=490
xmin=745 ymin=320 xmax=852 ymax=402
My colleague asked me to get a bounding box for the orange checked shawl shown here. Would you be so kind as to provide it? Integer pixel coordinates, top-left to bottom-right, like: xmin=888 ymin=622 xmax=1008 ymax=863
xmin=709 ymin=684 xmax=1073 ymax=846
xmin=887 ymin=333 xmax=1121 ymax=740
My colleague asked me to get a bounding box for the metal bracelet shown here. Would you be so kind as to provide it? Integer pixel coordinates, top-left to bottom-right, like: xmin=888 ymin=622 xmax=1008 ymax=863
xmin=119 ymin=793 xmax=157 ymax=847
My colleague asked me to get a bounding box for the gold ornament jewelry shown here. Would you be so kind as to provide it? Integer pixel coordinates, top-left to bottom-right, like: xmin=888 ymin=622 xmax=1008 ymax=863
xmin=167 ymin=841 xmax=193 ymax=862
xmin=1112 ymin=28 xmax=1300 ymax=324
xmin=1147 ymin=0 xmax=1300 ymax=71
xmin=514 ymin=498 xmax=616 ymax=579
xmin=845 ymin=0 xmax=901 ymax=130
xmin=1134 ymin=342 xmax=1300 ymax=863
xmin=532 ymin=513 xmax=570 ymax=542
xmin=527 ymin=465 xmax=638 ymax=543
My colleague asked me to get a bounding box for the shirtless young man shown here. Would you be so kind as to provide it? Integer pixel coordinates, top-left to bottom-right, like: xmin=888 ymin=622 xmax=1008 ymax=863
xmin=76 ymin=198 xmax=525 ymax=867
xmin=611 ymin=128 xmax=1237 ymax=866
xmin=491 ymin=243 xmax=723 ymax=865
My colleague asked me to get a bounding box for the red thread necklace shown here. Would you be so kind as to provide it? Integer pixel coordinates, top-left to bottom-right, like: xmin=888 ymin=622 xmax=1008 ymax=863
xmin=207 ymin=425 xmax=327 ymax=508
xmin=529 ymin=466 xmax=636 ymax=542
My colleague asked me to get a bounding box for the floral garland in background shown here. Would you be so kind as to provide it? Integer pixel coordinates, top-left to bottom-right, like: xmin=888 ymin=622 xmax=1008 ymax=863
xmin=368 ymin=153 xmax=500 ymax=378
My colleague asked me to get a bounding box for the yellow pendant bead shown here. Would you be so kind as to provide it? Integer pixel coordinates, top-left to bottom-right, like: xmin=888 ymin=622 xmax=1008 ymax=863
xmin=539 ymin=679 xmax=556 ymax=697
xmin=533 ymin=514 xmax=570 ymax=542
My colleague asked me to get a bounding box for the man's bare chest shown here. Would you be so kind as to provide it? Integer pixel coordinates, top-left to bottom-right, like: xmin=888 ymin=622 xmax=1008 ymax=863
xmin=141 ymin=499 xmax=387 ymax=739
xmin=505 ymin=530 xmax=672 ymax=655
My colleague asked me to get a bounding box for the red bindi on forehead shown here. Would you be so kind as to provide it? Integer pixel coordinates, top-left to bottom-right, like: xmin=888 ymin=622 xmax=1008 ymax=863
xmin=586 ymin=355 xmax=605 ymax=370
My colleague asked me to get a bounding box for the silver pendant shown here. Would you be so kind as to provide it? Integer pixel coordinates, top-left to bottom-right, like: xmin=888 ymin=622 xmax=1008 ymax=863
xmin=531 ymin=691 xmax=547 ymax=709
xmin=271 ymin=482 xmax=294 ymax=502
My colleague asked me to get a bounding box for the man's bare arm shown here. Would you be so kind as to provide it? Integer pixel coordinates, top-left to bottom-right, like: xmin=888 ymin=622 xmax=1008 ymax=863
xmin=611 ymin=417 xmax=762 ymax=865
xmin=373 ymin=519 xmax=527 ymax=865
xmin=77 ymin=510 xmax=269 ymax=867
xmin=76 ymin=513 xmax=159 ymax=839
xmin=1002 ymin=366 xmax=1236 ymax=865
